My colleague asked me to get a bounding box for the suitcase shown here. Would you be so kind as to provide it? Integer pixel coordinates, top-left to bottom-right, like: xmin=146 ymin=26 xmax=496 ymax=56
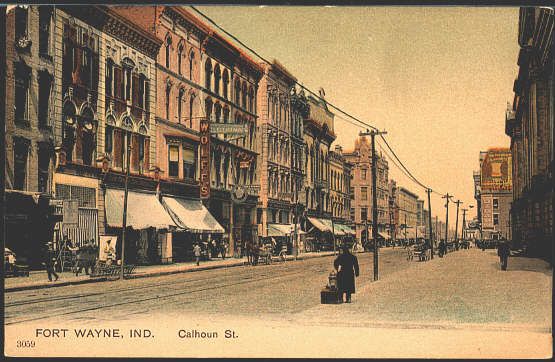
xmin=321 ymin=288 xmax=342 ymax=304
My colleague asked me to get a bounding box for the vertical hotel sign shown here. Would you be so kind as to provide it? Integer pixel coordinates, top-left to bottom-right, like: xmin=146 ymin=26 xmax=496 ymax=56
xmin=200 ymin=119 xmax=210 ymax=199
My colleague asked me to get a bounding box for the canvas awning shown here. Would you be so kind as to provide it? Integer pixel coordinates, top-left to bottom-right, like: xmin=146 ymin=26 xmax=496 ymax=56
xmin=378 ymin=231 xmax=391 ymax=240
xmin=336 ymin=224 xmax=355 ymax=235
xmin=307 ymin=217 xmax=331 ymax=232
xmin=267 ymin=224 xmax=305 ymax=237
xmin=319 ymin=219 xmax=345 ymax=236
xmin=105 ymin=189 xmax=177 ymax=230
xmin=402 ymin=229 xmax=417 ymax=239
xmin=162 ymin=196 xmax=225 ymax=234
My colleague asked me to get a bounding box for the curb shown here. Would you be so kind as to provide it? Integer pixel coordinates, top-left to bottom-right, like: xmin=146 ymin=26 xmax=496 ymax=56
xmin=5 ymin=251 xmax=337 ymax=293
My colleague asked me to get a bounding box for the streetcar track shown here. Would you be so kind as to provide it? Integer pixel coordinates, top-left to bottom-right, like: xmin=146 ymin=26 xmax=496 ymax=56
xmin=5 ymin=256 xmax=344 ymax=308
xmin=5 ymin=267 xmax=314 ymax=325
xmin=5 ymin=253 xmax=386 ymax=325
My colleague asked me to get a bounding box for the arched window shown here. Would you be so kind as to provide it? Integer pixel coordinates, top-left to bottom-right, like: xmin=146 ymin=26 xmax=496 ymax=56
xmin=80 ymin=107 xmax=95 ymax=166
xmin=214 ymin=103 xmax=221 ymax=123
xmin=189 ymin=50 xmax=195 ymax=80
xmin=205 ymin=97 xmax=213 ymax=120
xmin=178 ymin=88 xmax=184 ymax=123
xmin=189 ymin=93 xmax=195 ymax=128
xmin=62 ymin=102 xmax=77 ymax=162
xmin=222 ymin=70 xmax=229 ymax=99
xmin=177 ymin=42 xmax=184 ymax=75
xmin=165 ymin=83 xmax=171 ymax=120
xmin=234 ymin=79 xmax=241 ymax=104
xmin=241 ymin=82 xmax=247 ymax=109
xmin=204 ymin=59 xmax=212 ymax=90
xmin=105 ymin=58 xmax=114 ymax=97
xmin=213 ymin=64 xmax=221 ymax=95
xmin=105 ymin=115 xmax=116 ymax=155
xmin=223 ymin=106 xmax=230 ymax=123
xmin=165 ymin=35 xmax=172 ymax=69
xmin=248 ymin=86 xmax=254 ymax=113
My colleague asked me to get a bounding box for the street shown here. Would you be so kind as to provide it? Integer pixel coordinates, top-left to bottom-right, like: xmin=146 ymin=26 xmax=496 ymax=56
xmin=5 ymin=249 xmax=409 ymax=325
xmin=5 ymin=247 xmax=551 ymax=330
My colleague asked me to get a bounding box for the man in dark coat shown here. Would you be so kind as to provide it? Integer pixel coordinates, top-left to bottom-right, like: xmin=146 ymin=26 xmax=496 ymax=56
xmin=497 ymin=238 xmax=511 ymax=270
xmin=333 ymin=245 xmax=360 ymax=303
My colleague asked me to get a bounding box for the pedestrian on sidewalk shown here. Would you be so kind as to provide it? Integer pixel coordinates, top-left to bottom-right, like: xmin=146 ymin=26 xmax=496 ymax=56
xmin=193 ymin=243 xmax=202 ymax=266
xmin=43 ymin=246 xmax=59 ymax=282
xmin=333 ymin=244 xmax=360 ymax=303
xmin=497 ymin=238 xmax=511 ymax=271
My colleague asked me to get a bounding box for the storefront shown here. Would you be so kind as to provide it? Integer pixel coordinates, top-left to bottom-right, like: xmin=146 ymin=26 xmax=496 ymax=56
xmin=266 ymin=223 xmax=305 ymax=254
xmin=104 ymin=188 xmax=177 ymax=265
xmin=161 ymin=196 xmax=225 ymax=262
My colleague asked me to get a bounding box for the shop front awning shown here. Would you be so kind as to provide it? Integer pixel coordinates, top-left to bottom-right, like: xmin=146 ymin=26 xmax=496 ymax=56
xmin=320 ymin=219 xmax=345 ymax=236
xmin=267 ymin=224 xmax=305 ymax=237
xmin=336 ymin=224 xmax=355 ymax=235
xmin=105 ymin=189 xmax=177 ymax=230
xmin=162 ymin=196 xmax=225 ymax=234
xmin=307 ymin=217 xmax=331 ymax=232
xmin=378 ymin=231 xmax=391 ymax=240
xmin=401 ymin=229 xmax=417 ymax=239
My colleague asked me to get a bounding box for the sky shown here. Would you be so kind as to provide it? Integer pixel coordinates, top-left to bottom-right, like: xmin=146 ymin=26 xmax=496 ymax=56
xmin=195 ymin=6 xmax=520 ymax=223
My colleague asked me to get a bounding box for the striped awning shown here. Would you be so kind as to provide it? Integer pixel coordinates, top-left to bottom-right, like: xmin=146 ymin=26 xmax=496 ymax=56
xmin=105 ymin=189 xmax=177 ymax=230
xmin=162 ymin=196 xmax=225 ymax=234
xmin=307 ymin=217 xmax=331 ymax=232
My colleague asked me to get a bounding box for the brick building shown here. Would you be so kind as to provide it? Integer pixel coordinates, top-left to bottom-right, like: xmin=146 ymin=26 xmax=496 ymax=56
xmin=344 ymin=136 xmax=390 ymax=248
xmin=505 ymin=7 xmax=553 ymax=260
xmin=256 ymin=61 xmax=310 ymax=254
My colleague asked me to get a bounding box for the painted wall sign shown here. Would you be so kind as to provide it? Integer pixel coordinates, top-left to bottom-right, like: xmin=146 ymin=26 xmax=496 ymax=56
xmin=199 ymin=119 xmax=210 ymax=199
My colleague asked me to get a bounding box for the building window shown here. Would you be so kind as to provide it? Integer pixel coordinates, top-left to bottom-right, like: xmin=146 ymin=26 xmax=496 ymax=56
xmin=189 ymin=94 xmax=195 ymax=127
xmin=189 ymin=50 xmax=195 ymax=80
xmin=361 ymin=187 xmax=368 ymax=201
xmin=15 ymin=6 xmax=28 ymax=42
xmin=222 ymin=70 xmax=229 ymax=99
xmin=38 ymin=144 xmax=50 ymax=193
xmin=124 ymin=66 xmax=132 ymax=101
xmin=248 ymin=86 xmax=254 ymax=113
xmin=213 ymin=64 xmax=221 ymax=95
xmin=177 ymin=88 xmax=184 ymax=124
xmin=113 ymin=128 xmax=124 ymax=169
xmin=105 ymin=59 xmax=114 ymax=97
xmin=138 ymin=74 xmax=148 ymax=109
xmin=165 ymin=36 xmax=172 ymax=69
xmin=361 ymin=168 xmax=367 ymax=180
xmin=204 ymin=59 xmax=212 ymax=91
xmin=241 ymin=82 xmax=247 ymax=109
xmin=39 ymin=6 xmax=52 ymax=57
xmin=105 ymin=123 xmax=113 ymax=154
xmin=177 ymin=43 xmax=183 ymax=75
xmin=168 ymin=145 xmax=179 ymax=178
xmin=13 ymin=138 xmax=29 ymax=191
xmin=38 ymin=71 xmax=52 ymax=128
xmin=350 ymin=207 xmax=355 ymax=221
xmin=165 ymin=84 xmax=171 ymax=120
xmin=80 ymin=109 xmax=95 ymax=166
xmin=493 ymin=198 xmax=499 ymax=209
xmin=361 ymin=207 xmax=368 ymax=222
xmin=14 ymin=62 xmax=30 ymax=121
xmin=182 ymin=145 xmax=196 ymax=180
xmin=234 ymin=80 xmax=240 ymax=105
xmin=493 ymin=213 xmax=499 ymax=226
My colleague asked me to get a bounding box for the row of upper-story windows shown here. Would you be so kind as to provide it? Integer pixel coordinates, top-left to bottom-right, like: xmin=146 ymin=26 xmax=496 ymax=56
xmin=204 ymin=59 xmax=256 ymax=114
xmin=14 ymin=6 xmax=54 ymax=59
xmin=105 ymin=58 xmax=150 ymax=110
xmin=164 ymin=34 xmax=197 ymax=81
xmin=14 ymin=62 xmax=53 ymax=129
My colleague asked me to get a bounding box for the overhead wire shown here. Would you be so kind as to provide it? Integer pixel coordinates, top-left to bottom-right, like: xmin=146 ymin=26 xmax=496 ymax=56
xmin=189 ymin=5 xmax=454 ymax=200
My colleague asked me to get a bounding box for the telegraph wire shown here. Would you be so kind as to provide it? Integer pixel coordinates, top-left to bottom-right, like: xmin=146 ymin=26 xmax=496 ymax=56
xmin=189 ymin=5 xmax=454 ymax=200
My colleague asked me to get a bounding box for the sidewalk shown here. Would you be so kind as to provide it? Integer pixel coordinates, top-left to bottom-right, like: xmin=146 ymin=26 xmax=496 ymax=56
xmin=4 ymin=250 xmax=336 ymax=293
xmin=297 ymin=247 xmax=552 ymax=332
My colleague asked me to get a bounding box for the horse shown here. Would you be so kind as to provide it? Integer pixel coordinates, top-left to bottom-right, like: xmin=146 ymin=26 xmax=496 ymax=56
xmin=74 ymin=244 xmax=98 ymax=276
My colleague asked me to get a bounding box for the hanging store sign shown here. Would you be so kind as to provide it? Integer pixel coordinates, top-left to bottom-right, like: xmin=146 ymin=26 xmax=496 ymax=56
xmin=210 ymin=123 xmax=248 ymax=136
xmin=63 ymin=199 xmax=79 ymax=226
xmin=199 ymin=119 xmax=211 ymax=199
xmin=239 ymin=161 xmax=251 ymax=169
xmin=231 ymin=185 xmax=261 ymax=203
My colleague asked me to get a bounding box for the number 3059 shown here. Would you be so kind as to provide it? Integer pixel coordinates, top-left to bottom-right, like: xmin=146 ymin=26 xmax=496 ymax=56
xmin=17 ymin=340 xmax=35 ymax=348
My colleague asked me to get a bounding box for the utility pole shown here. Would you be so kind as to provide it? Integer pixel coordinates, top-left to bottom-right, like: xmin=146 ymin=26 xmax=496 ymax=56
xmin=461 ymin=208 xmax=468 ymax=241
xmin=120 ymin=132 xmax=131 ymax=280
xmin=453 ymin=199 xmax=462 ymax=247
xmin=359 ymin=129 xmax=387 ymax=281
xmin=427 ymin=188 xmax=434 ymax=259
xmin=442 ymin=193 xmax=453 ymax=246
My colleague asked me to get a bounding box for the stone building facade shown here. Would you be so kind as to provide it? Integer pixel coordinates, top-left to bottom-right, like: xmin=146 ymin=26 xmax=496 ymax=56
xmin=256 ymin=61 xmax=309 ymax=243
xmin=329 ymin=145 xmax=352 ymax=224
xmin=505 ymin=7 xmax=553 ymax=259
xmin=5 ymin=5 xmax=56 ymax=193
xmin=397 ymin=186 xmax=419 ymax=240
xmin=344 ymin=136 xmax=390 ymax=246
